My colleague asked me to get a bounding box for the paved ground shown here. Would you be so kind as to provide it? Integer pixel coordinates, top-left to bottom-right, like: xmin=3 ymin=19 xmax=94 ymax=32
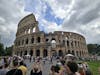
xmin=24 ymin=59 xmax=57 ymax=75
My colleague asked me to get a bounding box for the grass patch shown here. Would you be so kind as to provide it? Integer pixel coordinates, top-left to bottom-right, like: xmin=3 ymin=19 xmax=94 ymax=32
xmin=87 ymin=61 xmax=100 ymax=75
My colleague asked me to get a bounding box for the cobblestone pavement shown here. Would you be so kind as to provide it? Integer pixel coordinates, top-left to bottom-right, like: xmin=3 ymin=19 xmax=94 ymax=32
xmin=24 ymin=59 xmax=57 ymax=75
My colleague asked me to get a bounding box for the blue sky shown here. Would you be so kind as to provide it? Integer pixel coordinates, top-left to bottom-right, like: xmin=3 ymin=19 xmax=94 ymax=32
xmin=0 ymin=0 xmax=100 ymax=47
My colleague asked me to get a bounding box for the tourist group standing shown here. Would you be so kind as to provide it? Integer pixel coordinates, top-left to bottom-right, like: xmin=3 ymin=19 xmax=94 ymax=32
xmin=0 ymin=55 xmax=93 ymax=75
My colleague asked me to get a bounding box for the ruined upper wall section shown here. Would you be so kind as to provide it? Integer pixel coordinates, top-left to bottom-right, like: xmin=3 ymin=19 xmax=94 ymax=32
xmin=16 ymin=14 xmax=39 ymax=37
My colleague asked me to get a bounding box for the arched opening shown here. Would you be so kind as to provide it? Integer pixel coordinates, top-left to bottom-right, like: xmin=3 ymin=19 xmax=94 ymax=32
xmin=36 ymin=50 xmax=40 ymax=57
xmin=67 ymin=41 xmax=69 ymax=47
xmin=43 ymin=49 xmax=48 ymax=57
xmin=22 ymin=39 xmax=24 ymax=45
xmin=33 ymin=27 xmax=36 ymax=33
xmin=46 ymin=39 xmax=49 ymax=42
xmin=58 ymin=50 xmax=63 ymax=57
xmin=37 ymin=37 xmax=40 ymax=43
xmin=26 ymin=38 xmax=28 ymax=44
xmin=68 ymin=50 xmax=71 ymax=54
xmin=72 ymin=50 xmax=75 ymax=55
xmin=24 ymin=51 xmax=27 ymax=55
xmin=31 ymin=38 xmax=34 ymax=43
xmin=30 ymin=50 xmax=33 ymax=56
xmin=28 ymin=29 xmax=30 ymax=34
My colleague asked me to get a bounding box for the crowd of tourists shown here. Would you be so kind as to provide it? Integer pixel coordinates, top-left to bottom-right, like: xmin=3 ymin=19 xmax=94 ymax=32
xmin=0 ymin=55 xmax=93 ymax=75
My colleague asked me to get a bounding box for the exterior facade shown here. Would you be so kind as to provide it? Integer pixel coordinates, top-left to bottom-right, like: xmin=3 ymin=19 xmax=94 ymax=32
xmin=13 ymin=14 xmax=88 ymax=58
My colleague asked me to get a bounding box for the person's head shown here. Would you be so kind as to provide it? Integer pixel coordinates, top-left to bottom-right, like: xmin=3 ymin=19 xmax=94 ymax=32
xmin=60 ymin=60 xmax=65 ymax=66
xmin=66 ymin=61 xmax=78 ymax=74
xmin=4 ymin=63 xmax=9 ymax=68
xmin=33 ymin=64 xmax=39 ymax=72
xmin=54 ymin=65 xmax=60 ymax=73
xmin=50 ymin=65 xmax=55 ymax=72
xmin=13 ymin=61 xmax=18 ymax=67
xmin=19 ymin=61 xmax=24 ymax=65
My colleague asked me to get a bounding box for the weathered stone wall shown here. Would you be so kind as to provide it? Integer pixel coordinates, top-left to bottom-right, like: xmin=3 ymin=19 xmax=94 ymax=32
xmin=13 ymin=14 xmax=88 ymax=58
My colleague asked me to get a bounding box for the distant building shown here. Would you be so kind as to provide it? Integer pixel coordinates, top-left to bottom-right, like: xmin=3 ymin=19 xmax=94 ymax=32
xmin=13 ymin=14 xmax=88 ymax=58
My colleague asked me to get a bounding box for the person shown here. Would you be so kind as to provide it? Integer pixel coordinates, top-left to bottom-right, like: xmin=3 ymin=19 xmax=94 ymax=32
xmin=18 ymin=61 xmax=27 ymax=75
xmin=78 ymin=63 xmax=85 ymax=75
xmin=82 ymin=62 xmax=92 ymax=75
xmin=0 ymin=62 xmax=4 ymax=75
xmin=66 ymin=61 xmax=80 ymax=75
xmin=30 ymin=59 xmax=42 ymax=75
xmin=49 ymin=65 xmax=59 ymax=75
xmin=6 ymin=61 xmax=22 ymax=75
xmin=30 ymin=63 xmax=42 ymax=75
xmin=78 ymin=67 xmax=85 ymax=75
xmin=1 ymin=63 xmax=9 ymax=75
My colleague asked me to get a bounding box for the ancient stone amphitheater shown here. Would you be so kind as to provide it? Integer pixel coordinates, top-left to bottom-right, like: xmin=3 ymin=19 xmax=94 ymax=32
xmin=13 ymin=14 xmax=88 ymax=58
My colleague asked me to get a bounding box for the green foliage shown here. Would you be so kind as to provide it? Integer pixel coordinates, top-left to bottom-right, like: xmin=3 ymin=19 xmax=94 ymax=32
xmin=87 ymin=44 xmax=100 ymax=55
xmin=88 ymin=61 xmax=100 ymax=75
xmin=5 ymin=46 xmax=13 ymax=56
xmin=0 ymin=43 xmax=13 ymax=56
xmin=0 ymin=43 xmax=5 ymax=56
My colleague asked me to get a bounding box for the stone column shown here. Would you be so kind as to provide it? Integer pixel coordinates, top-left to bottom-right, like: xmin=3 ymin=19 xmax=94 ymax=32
xmin=48 ymin=46 xmax=51 ymax=58
xmin=34 ymin=36 xmax=37 ymax=44
xmin=33 ymin=49 xmax=36 ymax=57
xmin=30 ymin=27 xmax=33 ymax=33
xmin=40 ymin=48 xmax=43 ymax=58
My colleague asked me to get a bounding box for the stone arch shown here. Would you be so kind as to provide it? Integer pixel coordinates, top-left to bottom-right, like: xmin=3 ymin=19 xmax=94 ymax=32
xmin=22 ymin=39 xmax=24 ymax=45
xmin=24 ymin=50 xmax=27 ymax=55
xmin=36 ymin=49 xmax=40 ymax=56
xmin=37 ymin=37 xmax=40 ymax=43
xmin=45 ymin=38 xmax=49 ymax=42
xmin=31 ymin=38 xmax=34 ymax=43
xmin=26 ymin=38 xmax=28 ymax=44
xmin=43 ymin=49 xmax=48 ymax=57
xmin=33 ymin=27 xmax=36 ymax=33
xmin=67 ymin=41 xmax=69 ymax=47
xmin=30 ymin=50 xmax=33 ymax=56
xmin=68 ymin=50 xmax=71 ymax=54
xmin=58 ymin=50 xmax=63 ymax=56
xmin=28 ymin=28 xmax=30 ymax=34
xmin=72 ymin=50 xmax=75 ymax=55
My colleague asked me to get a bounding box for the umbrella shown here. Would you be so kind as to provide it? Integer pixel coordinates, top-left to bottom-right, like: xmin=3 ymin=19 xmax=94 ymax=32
xmin=65 ymin=54 xmax=74 ymax=57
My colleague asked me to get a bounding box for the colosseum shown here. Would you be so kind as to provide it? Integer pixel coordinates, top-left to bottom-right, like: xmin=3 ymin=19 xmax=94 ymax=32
xmin=13 ymin=14 xmax=88 ymax=58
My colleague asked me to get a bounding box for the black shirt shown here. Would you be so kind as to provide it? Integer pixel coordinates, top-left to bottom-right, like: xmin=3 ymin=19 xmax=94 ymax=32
xmin=30 ymin=70 xmax=42 ymax=75
xmin=6 ymin=69 xmax=22 ymax=75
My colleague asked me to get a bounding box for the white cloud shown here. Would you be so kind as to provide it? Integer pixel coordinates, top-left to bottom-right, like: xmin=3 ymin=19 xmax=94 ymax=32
xmin=0 ymin=0 xmax=30 ymax=47
xmin=1 ymin=0 xmax=100 ymax=47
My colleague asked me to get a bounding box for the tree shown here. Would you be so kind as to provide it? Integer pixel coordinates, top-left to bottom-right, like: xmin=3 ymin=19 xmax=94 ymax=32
xmin=87 ymin=44 xmax=100 ymax=55
xmin=5 ymin=46 xmax=13 ymax=56
xmin=0 ymin=43 xmax=5 ymax=56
